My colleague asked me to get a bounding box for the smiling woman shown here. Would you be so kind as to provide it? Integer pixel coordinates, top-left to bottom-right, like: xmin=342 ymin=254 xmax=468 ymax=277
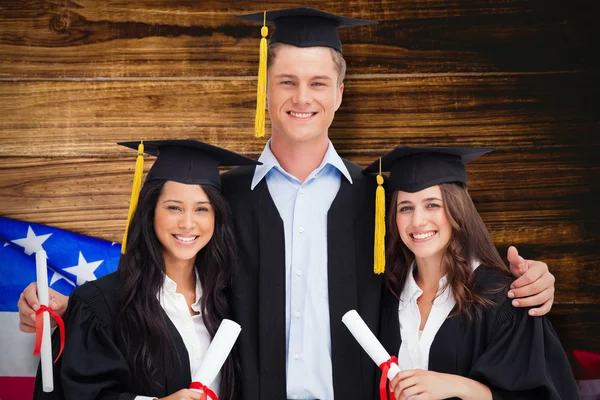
xmin=154 ymin=182 xmax=216 ymax=268
xmin=394 ymin=186 xmax=453 ymax=265
xmin=367 ymin=146 xmax=579 ymax=400
xmin=32 ymin=139 xmax=259 ymax=400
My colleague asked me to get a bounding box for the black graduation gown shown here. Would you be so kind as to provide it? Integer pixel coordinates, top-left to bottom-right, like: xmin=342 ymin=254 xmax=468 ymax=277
xmin=33 ymin=272 xmax=192 ymax=400
xmin=379 ymin=266 xmax=580 ymax=400
xmin=222 ymin=160 xmax=383 ymax=400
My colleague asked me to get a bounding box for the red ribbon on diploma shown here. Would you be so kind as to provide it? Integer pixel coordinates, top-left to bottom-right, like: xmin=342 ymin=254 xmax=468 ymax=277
xmin=379 ymin=355 xmax=398 ymax=400
xmin=33 ymin=304 xmax=65 ymax=363
xmin=189 ymin=381 xmax=218 ymax=400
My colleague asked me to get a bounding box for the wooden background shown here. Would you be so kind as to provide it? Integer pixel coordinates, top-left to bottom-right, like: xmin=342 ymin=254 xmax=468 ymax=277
xmin=1 ymin=1 xmax=598 ymax=351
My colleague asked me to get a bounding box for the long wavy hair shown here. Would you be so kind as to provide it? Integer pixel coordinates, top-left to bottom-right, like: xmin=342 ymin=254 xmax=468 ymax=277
xmin=117 ymin=179 xmax=237 ymax=399
xmin=385 ymin=183 xmax=512 ymax=320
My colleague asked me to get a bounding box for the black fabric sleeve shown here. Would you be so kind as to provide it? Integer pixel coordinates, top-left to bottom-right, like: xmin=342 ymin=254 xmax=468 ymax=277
xmin=468 ymin=299 xmax=579 ymax=400
xmin=37 ymin=284 xmax=137 ymax=400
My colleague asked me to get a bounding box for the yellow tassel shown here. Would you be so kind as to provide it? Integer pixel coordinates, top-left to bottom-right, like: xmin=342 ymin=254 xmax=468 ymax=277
xmin=121 ymin=141 xmax=144 ymax=254
xmin=374 ymin=159 xmax=386 ymax=274
xmin=255 ymin=12 xmax=268 ymax=138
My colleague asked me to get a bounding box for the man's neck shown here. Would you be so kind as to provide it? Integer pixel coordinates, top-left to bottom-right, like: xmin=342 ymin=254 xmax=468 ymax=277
xmin=270 ymin=134 xmax=330 ymax=183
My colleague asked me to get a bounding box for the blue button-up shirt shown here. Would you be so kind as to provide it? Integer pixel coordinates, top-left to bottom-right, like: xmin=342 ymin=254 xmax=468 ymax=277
xmin=251 ymin=140 xmax=353 ymax=400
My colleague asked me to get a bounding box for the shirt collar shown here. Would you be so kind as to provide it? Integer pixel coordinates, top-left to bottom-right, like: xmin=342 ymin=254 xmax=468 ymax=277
xmin=161 ymin=271 xmax=203 ymax=312
xmin=398 ymin=262 xmax=424 ymax=311
xmin=250 ymin=139 xmax=353 ymax=190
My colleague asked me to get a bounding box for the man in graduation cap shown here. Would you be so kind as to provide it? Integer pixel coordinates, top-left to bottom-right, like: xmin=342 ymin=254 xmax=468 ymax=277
xmin=221 ymin=7 xmax=557 ymax=400
xmin=18 ymin=7 xmax=557 ymax=400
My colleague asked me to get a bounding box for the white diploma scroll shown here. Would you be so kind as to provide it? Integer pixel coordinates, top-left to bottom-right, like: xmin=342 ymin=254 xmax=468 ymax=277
xmin=35 ymin=250 xmax=53 ymax=392
xmin=342 ymin=309 xmax=401 ymax=381
xmin=190 ymin=319 xmax=241 ymax=392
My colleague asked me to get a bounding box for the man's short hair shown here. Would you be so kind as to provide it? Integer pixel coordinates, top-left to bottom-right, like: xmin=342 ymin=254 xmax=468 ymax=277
xmin=267 ymin=43 xmax=347 ymax=87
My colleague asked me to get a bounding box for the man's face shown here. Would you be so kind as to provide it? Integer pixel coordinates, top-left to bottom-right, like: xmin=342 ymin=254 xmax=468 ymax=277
xmin=267 ymin=44 xmax=344 ymax=145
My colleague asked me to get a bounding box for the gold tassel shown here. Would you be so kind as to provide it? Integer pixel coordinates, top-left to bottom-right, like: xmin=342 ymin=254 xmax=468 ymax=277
xmin=374 ymin=158 xmax=386 ymax=274
xmin=255 ymin=11 xmax=268 ymax=138
xmin=121 ymin=141 xmax=144 ymax=254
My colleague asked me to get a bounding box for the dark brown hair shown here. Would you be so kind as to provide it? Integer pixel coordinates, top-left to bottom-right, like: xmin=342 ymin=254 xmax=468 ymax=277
xmin=385 ymin=183 xmax=512 ymax=319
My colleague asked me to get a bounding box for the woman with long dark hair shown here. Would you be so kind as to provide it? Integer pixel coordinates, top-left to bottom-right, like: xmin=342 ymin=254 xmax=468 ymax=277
xmin=34 ymin=139 xmax=259 ymax=400
xmin=368 ymin=147 xmax=578 ymax=399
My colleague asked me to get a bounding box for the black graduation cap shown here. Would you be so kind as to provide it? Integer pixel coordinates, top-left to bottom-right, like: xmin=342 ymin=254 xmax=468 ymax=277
xmin=236 ymin=7 xmax=376 ymax=53
xmin=118 ymin=139 xmax=260 ymax=189
xmin=364 ymin=146 xmax=494 ymax=193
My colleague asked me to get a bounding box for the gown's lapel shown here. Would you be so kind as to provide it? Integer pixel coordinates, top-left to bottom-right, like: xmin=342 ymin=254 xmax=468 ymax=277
xmin=255 ymin=179 xmax=287 ymax=398
xmin=428 ymin=308 xmax=460 ymax=374
xmin=327 ymin=174 xmax=363 ymax=399
xmin=162 ymin=309 xmax=192 ymax=395
xmin=379 ymin=289 xmax=402 ymax=358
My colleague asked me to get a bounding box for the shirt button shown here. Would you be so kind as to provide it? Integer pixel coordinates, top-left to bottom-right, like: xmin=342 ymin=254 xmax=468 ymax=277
xmin=292 ymin=353 xmax=300 ymax=360
xmin=298 ymin=227 xmax=304 ymax=233
xmin=299 ymin=189 xmax=305 ymax=194
xmin=296 ymin=269 xmax=303 ymax=276
xmin=294 ymin=311 xmax=301 ymax=318
xmin=292 ymin=395 xmax=298 ymax=399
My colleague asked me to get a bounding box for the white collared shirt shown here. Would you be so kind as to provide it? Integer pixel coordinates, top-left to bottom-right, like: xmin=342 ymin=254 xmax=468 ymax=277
xmin=136 ymin=274 xmax=219 ymax=399
xmin=251 ymin=140 xmax=352 ymax=400
xmin=397 ymin=261 xmax=480 ymax=371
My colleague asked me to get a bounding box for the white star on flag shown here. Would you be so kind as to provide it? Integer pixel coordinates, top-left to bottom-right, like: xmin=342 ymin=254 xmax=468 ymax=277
xmin=3 ymin=242 xmax=8 ymax=247
xmin=49 ymin=270 xmax=76 ymax=287
xmin=11 ymin=226 xmax=52 ymax=255
xmin=63 ymin=251 xmax=103 ymax=286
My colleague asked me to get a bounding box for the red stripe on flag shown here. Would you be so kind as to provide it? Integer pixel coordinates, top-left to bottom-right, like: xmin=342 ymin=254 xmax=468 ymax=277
xmin=0 ymin=376 xmax=35 ymax=400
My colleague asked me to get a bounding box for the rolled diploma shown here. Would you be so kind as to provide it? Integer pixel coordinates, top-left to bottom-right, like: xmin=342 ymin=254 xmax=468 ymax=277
xmin=35 ymin=250 xmax=53 ymax=392
xmin=190 ymin=319 xmax=241 ymax=392
xmin=342 ymin=309 xmax=401 ymax=381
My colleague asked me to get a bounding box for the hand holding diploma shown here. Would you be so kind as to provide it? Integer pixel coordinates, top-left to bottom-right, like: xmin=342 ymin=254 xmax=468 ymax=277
xmin=189 ymin=319 xmax=241 ymax=400
xmin=342 ymin=310 xmax=401 ymax=400
xmin=33 ymin=250 xmax=66 ymax=392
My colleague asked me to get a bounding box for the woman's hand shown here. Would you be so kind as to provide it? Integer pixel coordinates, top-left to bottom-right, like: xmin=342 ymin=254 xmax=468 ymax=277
xmin=390 ymin=369 xmax=492 ymax=400
xmin=157 ymin=389 xmax=206 ymax=400
xmin=18 ymin=282 xmax=68 ymax=332
xmin=390 ymin=369 xmax=452 ymax=400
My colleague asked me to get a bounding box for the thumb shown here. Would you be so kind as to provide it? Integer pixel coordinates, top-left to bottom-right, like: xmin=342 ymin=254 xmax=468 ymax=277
xmin=507 ymin=246 xmax=527 ymax=275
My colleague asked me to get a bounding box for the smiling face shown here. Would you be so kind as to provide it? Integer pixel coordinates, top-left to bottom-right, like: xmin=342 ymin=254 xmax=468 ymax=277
xmin=153 ymin=181 xmax=215 ymax=268
xmin=266 ymin=44 xmax=344 ymax=145
xmin=395 ymin=185 xmax=453 ymax=265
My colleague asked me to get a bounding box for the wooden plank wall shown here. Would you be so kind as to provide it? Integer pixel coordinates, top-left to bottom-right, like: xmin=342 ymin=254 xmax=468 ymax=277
xmin=1 ymin=0 xmax=598 ymax=351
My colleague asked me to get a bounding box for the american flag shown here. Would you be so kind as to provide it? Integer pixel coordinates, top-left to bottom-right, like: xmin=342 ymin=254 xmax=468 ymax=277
xmin=0 ymin=217 xmax=121 ymax=399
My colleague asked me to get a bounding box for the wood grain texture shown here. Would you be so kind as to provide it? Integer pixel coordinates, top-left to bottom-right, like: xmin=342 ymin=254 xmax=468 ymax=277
xmin=549 ymin=305 xmax=600 ymax=352
xmin=1 ymin=72 xmax=598 ymax=157
xmin=1 ymin=0 xmax=598 ymax=78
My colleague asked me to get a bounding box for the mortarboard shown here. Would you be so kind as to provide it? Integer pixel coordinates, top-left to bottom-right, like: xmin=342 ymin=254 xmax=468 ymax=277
xmin=236 ymin=7 xmax=376 ymax=138
xmin=118 ymin=139 xmax=259 ymax=189
xmin=364 ymin=146 xmax=494 ymax=275
xmin=117 ymin=139 xmax=260 ymax=252
xmin=237 ymin=7 xmax=375 ymax=53
xmin=364 ymin=146 xmax=494 ymax=192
